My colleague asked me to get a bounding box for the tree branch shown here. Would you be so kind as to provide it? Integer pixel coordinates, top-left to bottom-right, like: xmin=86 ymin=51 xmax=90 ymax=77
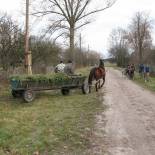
xmin=64 ymin=0 xmax=71 ymax=18
xmin=52 ymin=0 xmax=70 ymax=22
xmin=75 ymin=21 xmax=91 ymax=30
xmin=75 ymin=0 xmax=90 ymax=21
xmin=77 ymin=4 xmax=115 ymax=21
xmin=31 ymin=10 xmax=64 ymax=17
xmin=73 ymin=0 xmax=81 ymax=17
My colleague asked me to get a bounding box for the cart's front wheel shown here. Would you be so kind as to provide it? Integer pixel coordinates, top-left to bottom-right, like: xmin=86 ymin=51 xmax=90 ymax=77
xmin=61 ymin=88 xmax=70 ymax=95
xmin=82 ymin=80 xmax=90 ymax=94
xmin=23 ymin=90 xmax=35 ymax=102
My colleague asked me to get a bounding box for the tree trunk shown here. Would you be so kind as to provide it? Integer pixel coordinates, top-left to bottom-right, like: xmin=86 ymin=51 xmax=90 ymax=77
xmin=138 ymin=41 xmax=143 ymax=64
xmin=139 ymin=50 xmax=143 ymax=64
xmin=69 ymin=24 xmax=75 ymax=61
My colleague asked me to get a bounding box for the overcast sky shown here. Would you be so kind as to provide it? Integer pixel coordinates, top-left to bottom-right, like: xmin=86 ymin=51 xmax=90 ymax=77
xmin=0 ymin=0 xmax=155 ymax=57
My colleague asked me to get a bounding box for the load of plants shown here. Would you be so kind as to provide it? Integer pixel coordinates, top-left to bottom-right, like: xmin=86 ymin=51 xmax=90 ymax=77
xmin=10 ymin=73 xmax=73 ymax=87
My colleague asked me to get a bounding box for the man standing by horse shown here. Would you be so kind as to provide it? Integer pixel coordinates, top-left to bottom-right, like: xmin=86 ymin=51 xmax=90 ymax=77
xmin=125 ymin=64 xmax=135 ymax=79
xmin=130 ymin=63 xmax=135 ymax=79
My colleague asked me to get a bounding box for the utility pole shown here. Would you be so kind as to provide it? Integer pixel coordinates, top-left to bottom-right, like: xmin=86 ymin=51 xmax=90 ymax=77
xmin=25 ymin=0 xmax=32 ymax=75
xmin=79 ymin=33 xmax=82 ymax=52
xmin=88 ymin=44 xmax=90 ymax=52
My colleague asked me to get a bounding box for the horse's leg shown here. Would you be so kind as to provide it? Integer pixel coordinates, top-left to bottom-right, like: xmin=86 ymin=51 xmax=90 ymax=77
xmin=89 ymin=85 xmax=91 ymax=93
xmin=95 ymin=83 xmax=98 ymax=92
xmin=98 ymin=80 xmax=101 ymax=89
xmin=96 ymin=80 xmax=101 ymax=91
xmin=100 ymin=76 xmax=105 ymax=88
xmin=128 ymin=71 xmax=131 ymax=79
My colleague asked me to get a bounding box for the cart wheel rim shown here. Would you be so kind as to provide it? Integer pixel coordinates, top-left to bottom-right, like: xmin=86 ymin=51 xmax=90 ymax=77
xmin=84 ymin=83 xmax=89 ymax=94
xmin=24 ymin=90 xmax=35 ymax=102
xmin=27 ymin=92 xmax=33 ymax=99
xmin=82 ymin=79 xmax=90 ymax=94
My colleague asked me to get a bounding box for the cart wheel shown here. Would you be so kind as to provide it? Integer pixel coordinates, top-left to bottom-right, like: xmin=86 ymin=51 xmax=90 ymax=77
xmin=82 ymin=80 xmax=90 ymax=94
xmin=23 ymin=90 xmax=35 ymax=102
xmin=12 ymin=90 xmax=23 ymax=98
xmin=61 ymin=88 xmax=70 ymax=95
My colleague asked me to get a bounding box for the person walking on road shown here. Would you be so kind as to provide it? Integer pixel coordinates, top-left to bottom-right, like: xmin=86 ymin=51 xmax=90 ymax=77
xmin=144 ymin=64 xmax=150 ymax=82
xmin=139 ymin=64 xmax=145 ymax=78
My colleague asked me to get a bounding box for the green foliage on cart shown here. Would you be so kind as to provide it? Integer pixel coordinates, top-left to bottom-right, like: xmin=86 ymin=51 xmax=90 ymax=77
xmin=10 ymin=73 xmax=86 ymax=89
xmin=10 ymin=73 xmax=72 ymax=86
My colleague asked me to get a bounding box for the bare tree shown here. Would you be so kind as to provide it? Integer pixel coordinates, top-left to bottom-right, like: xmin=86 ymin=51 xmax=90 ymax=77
xmin=127 ymin=12 xmax=153 ymax=63
xmin=30 ymin=36 xmax=61 ymax=66
xmin=108 ymin=28 xmax=129 ymax=67
xmin=33 ymin=0 xmax=116 ymax=61
xmin=0 ymin=13 xmax=23 ymax=71
xmin=63 ymin=47 xmax=101 ymax=67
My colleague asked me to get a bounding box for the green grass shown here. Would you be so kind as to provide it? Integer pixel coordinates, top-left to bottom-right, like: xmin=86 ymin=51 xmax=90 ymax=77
xmin=76 ymin=67 xmax=92 ymax=76
xmin=134 ymin=73 xmax=155 ymax=92
xmin=0 ymin=69 xmax=105 ymax=155
xmin=104 ymin=62 xmax=117 ymax=68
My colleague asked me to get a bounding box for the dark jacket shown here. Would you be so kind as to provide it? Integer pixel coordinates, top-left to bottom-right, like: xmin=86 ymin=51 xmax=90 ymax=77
xmin=64 ymin=63 xmax=74 ymax=75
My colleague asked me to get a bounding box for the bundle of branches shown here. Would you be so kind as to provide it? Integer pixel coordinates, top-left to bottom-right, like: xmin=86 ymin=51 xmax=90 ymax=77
xmin=10 ymin=73 xmax=72 ymax=86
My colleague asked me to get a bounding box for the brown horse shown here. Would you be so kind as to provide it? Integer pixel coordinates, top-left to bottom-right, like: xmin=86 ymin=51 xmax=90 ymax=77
xmin=88 ymin=66 xmax=106 ymax=93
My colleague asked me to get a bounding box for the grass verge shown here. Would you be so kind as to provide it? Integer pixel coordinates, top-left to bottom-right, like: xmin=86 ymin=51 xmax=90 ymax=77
xmin=0 ymin=69 xmax=105 ymax=155
xmin=134 ymin=72 xmax=155 ymax=92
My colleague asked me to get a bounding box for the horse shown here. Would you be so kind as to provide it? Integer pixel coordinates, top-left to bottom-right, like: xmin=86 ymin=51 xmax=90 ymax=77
xmin=88 ymin=66 xmax=106 ymax=93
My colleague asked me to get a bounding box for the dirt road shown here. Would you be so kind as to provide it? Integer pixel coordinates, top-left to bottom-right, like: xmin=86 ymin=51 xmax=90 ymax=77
xmin=93 ymin=68 xmax=155 ymax=155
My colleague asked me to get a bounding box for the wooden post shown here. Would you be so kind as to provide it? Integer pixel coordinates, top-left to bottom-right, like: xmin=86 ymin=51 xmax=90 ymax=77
xmin=27 ymin=51 xmax=32 ymax=74
xmin=25 ymin=0 xmax=32 ymax=75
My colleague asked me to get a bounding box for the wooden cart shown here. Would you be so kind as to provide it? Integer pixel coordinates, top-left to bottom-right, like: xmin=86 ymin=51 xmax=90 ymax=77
xmin=10 ymin=75 xmax=89 ymax=102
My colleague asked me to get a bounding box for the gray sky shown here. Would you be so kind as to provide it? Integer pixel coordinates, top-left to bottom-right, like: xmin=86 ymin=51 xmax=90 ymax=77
xmin=0 ymin=0 xmax=155 ymax=57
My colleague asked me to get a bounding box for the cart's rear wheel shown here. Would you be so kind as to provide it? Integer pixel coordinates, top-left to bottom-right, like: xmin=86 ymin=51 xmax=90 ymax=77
xmin=23 ymin=90 xmax=35 ymax=102
xmin=61 ymin=88 xmax=70 ymax=95
xmin=12 ymin=90 xmax=23 ymax=98
xmin=82 ymin=79 xmax=90 ymax=94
